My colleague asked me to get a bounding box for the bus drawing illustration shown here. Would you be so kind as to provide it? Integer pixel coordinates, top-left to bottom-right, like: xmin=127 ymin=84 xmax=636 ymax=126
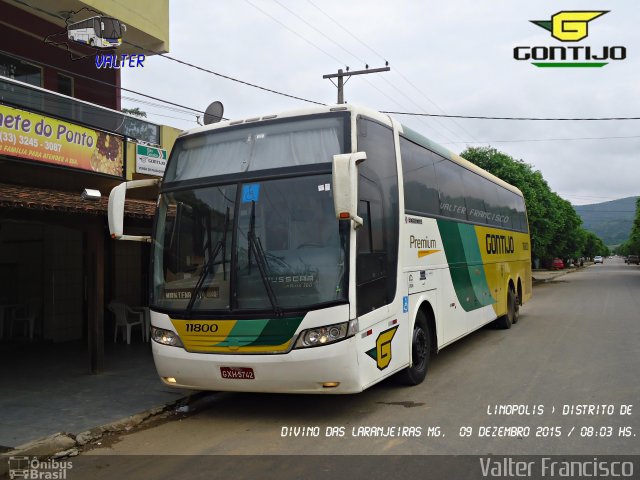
xmin=8 ymin=456 xmax=30 ymax=479
xmin=67 ymin=15 xmax=126 ymax=48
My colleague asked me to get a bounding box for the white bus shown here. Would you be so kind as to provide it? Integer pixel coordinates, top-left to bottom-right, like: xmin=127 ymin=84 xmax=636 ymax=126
xmin=67 ymin=16 xmax=126 ymax=48
xmin=109 ymin=104 xmax=531 ymax=394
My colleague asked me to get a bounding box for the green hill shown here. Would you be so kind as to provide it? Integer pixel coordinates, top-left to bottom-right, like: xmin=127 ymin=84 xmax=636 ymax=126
xmin=574 ymin=196 xmax=639 ymax=246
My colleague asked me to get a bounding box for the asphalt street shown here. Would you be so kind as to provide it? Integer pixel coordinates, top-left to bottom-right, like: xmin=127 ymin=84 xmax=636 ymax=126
xmin=67 ymin=258 xmax=640 ymax=478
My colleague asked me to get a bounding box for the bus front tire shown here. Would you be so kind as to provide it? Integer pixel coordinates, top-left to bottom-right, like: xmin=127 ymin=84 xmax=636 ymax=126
xmin=399 ymin=311 xmax=431 ymax=386
xmin=495 ymin=288 xmax=517 ymax=329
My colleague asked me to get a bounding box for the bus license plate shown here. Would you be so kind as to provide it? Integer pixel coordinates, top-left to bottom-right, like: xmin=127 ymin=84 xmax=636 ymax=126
xmin=220 ymin=367 xmax=255 ymax=380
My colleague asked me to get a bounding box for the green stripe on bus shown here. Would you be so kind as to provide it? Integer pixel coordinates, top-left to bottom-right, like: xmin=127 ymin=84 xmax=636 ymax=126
xmin=247 ymin=316 xmax=305 ymax=346
xmin=437 ymin=220 xmax=492 ymax=312
xmin=215 ymin=319 xmax=269 ymax=347
xmin=458 ymin=224 xmax=495 ymax=308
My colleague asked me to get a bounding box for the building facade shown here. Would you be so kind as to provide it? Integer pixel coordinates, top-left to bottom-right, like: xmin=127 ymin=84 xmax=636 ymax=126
xmin=0 ymin=0 xmax=175 ymax=372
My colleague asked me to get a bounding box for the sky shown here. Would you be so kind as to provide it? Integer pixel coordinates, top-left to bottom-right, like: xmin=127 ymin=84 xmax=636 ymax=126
xmin=121 ymin=0 xmax=640 ymax=206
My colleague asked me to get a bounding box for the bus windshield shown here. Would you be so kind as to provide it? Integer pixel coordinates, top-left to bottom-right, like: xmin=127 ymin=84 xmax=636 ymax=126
xmin=152 ymin=174 xmax=349 ymax=314
xmin=164 ymin=114 xmax=347 ymax=182
xmin=101 ymin=17 xmax=122 ymax=38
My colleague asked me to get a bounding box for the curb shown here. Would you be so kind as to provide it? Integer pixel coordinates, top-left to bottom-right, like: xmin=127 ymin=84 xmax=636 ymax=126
xmin=532 ymin=266 xmax=585 ymax=285
xmin=0 ymin=391 xmax=211 ymax=475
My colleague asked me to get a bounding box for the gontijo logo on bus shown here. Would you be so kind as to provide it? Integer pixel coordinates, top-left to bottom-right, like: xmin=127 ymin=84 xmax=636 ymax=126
xmin=365 ymin=326 xmax=398 ymax=370
xmin=514 ymin=10 xmax=626 ymax=67
xmin=486 ymin=234 xmax=515 ymax=255
xmin=532 ymin=11 xmax=608 ymax=42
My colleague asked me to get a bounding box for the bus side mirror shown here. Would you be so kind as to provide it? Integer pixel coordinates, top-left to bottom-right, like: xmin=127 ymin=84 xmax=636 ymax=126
xmin=121 ymin=23 xmax=127 ymax=32
xmin=332 ymin=151 xmax=366 ymax=228
xmin=108 ymin=179 xmax=160 ymax=242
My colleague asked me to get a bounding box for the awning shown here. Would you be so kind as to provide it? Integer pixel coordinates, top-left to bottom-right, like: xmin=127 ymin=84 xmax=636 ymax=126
xmin=0 ymin=182 xmax=156 ymax=218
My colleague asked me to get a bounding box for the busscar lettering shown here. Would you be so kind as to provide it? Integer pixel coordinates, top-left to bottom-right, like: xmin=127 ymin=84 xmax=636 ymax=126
xmin=485 ymin=234 xmax=515 ymax=254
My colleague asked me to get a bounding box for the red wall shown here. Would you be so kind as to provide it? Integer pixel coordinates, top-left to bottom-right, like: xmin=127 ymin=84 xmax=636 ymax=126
xmin=0 ymin=1 xmax=120 ymax=110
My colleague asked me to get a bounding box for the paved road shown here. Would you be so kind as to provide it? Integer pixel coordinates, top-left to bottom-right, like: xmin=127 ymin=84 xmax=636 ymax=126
xmin=72 ymin=259 xmax=640 ymax=476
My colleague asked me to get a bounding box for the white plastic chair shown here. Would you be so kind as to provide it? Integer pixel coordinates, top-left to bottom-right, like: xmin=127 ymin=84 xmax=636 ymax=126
xmin=11 ymin=298 xmax=40 ymax=340
xmin=108 ymin=301 xmax=144 ymax=344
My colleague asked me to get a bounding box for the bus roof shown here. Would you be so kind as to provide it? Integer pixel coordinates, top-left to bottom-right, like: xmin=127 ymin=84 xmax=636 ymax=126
xmin=180 ymin=103 xmax=523 ymax=197
xmin=68 ymin=15 xmax=116 ymax=25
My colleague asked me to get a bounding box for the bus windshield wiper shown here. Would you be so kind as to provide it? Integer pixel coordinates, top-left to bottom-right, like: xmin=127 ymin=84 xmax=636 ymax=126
xmin=247 ymin=200 xmax=282 ymax=316
xmin=186 ymin=207 xmax=229 ymax=315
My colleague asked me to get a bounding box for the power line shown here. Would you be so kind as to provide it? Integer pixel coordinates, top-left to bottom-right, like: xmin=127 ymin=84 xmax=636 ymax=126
xmin=3 ymin=50 xmax=207 ymax=117
xmin=442 ymin=135 xmax=640 ymax=145
xmin=133 ymin=47 xmax=326 ymax=107
xmin=243 ymin=0 xmax=343 ymax=65
xmin=383 ymin=111 xmax=640 ymax=121
xmin=10 ymin=0 xmax=640 ymax=126
xmin=305 ymin=0 xmax=386 ymax=63
xmin=13 ymin=0 xmax=326 ymax=107
xmin=243 ymin=0 xmax=460 ymax=143
xmin=271 ymin=0 xmax=367 ymax=66
xmin=304 ymin=0 xmax=480 ymax=142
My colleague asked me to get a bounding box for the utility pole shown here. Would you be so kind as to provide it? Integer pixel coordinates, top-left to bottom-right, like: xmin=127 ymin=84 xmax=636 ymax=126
xmin=323 ymin=65 xmax=390 ymax=104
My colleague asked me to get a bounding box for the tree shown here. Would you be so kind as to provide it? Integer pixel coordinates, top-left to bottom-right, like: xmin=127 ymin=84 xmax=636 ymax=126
xmin=461 ymin=146 xmax=609 ymax=264
xmin=619 ymin=198 xmax=640 ymax=255
xmin=121 ymin=107 xmax=147 ymax=118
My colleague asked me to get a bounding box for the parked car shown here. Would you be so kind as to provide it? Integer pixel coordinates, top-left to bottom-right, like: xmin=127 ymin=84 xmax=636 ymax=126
xmin=628 ymin=255 xmax=640 ymax=265
xmin=593 ymin=255 xmax=603 ymax=264
xmin=552 ymin=258 xmax=564 ymax=270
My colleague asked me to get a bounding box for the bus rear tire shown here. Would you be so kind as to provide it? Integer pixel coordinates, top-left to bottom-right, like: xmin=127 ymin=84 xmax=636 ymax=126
xmin=495 ymin=288 xmax=517 ymax=329
xmin=512 ymin=291 xmax=520 ymax=324
xmin=398 ymin=311 xmax=431 ymax=386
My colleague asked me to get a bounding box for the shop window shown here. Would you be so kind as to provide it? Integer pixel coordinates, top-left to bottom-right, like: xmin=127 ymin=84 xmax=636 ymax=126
xmin=0 ymin=52 xmax=42 ymax=87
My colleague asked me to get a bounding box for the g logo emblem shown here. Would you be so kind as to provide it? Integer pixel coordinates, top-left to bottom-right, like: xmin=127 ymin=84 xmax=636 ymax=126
xmin=551 ymin=11 xmax=608 ymax=42
xmin=366 ymin=326 xmax=398 ymax=370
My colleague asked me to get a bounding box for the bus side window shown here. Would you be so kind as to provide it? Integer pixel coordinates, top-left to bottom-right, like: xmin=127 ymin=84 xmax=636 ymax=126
xmin=356 ymin=117 xmax=399 ymax=316
xmin=434 ymin=159 xmax=467 ymax=221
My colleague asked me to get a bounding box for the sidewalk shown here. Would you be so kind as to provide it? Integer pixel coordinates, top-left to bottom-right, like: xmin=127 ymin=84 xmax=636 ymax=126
xmin=0 ymin=341 xmax=192 ymax=453
xmin=532 ymin=264 xmax=587 ymax=284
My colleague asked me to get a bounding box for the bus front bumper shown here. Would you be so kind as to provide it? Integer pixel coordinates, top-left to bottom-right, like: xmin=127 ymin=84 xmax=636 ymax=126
xmin=152 ymin=336 xmax=362 ymax=394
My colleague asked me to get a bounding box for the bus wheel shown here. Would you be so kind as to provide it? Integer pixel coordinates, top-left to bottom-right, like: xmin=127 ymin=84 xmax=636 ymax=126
xmin=90 ymin=38 xmax=95 ymax=47
xmin=495 ymin=288 xmax=516 ymax=329
xmin=399 ymin=311 xmax=431 ymax=385
xmin=512 ymin=292 xmax=520 ymax=324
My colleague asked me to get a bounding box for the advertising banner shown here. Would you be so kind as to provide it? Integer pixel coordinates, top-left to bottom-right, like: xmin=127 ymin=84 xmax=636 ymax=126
xmin=0 ymin=104 xmax=124 ymax=177
xmin=136 ymin=144 xmax=167 ymax=177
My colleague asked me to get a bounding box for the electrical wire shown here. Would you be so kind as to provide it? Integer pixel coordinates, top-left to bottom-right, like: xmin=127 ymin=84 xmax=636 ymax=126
xmin=11 ymin=0 xmax=326 ymax=107
xmin=441 ymin=135 xmax=640 ymax=145
xmin=304 ymin=0 xmax=480 ymax=142
xmin=9 ymin=0 xmax=640 ymax=124
xmin=382 ymin=111 xmax=640 ymax=121
xmin=243 ymin=0 xmax=459 ymax=143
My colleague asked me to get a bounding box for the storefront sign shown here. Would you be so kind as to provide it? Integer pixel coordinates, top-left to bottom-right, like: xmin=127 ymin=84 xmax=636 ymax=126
xmin=136 ymin=144 xmax=167 ymax=177
xmin=0 ymin=104 xmax=124 ymax=176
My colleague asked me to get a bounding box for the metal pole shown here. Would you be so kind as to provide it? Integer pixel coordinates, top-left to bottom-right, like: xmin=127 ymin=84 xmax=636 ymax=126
xmin=323 ymin=66 xmax=390 ymax=104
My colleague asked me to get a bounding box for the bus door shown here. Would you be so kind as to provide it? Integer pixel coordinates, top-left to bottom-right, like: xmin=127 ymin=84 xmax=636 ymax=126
xmin=353 ymin=117 xmax=408 ymax=387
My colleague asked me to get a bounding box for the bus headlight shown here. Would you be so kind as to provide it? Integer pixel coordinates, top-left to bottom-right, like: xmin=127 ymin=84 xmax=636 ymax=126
xmin=151 ymin=326 xmax=184 ymax=348
xmin=294 ymin=319 xmax=358 ymax=349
